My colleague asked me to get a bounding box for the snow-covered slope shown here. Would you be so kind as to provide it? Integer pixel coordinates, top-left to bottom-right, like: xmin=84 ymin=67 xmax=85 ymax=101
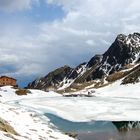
xmin=0 ymin=87 xmax=74 ymax=140
xmin=0 ymin=81 xmax=140 ymax=140
xmin=14 ymin=81 xmax=140 ymax=122
xmin=94 ymin=79 xmax=140 ymax=98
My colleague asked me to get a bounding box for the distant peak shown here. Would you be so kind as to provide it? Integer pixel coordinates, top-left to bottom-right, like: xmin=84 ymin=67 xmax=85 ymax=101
xmin=116 ymin=34 xmax=127 ymax=41
xmin=63 ymin=65 xmax=70 ymax=68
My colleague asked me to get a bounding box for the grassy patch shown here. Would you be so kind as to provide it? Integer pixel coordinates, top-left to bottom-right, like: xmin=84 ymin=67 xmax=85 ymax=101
xmin=15 ymin=89 xmax=31 ymax=95
xmin=57 ymin=81 xmax=95 ymax=93
xmin=106 ymin=64 xmax=140 ymax=83
xmin=0 ymin=118 xmax=19 ymax=135
xmin=122 ymin=65 xmax=140 ymax=84
xmin=106 ymin=71 xmax=126 ymax=82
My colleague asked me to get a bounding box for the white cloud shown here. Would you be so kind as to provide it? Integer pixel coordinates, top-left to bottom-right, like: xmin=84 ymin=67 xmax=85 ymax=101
xmin=36 ymin=0 xmax=140 ymax=69
xmin=0 ymin=0 xmax=38 ymax=12
xmin=1 ymin=0 xmax=140 ymax=85
xmin=86 ymin=40 xmax=95 ymax=46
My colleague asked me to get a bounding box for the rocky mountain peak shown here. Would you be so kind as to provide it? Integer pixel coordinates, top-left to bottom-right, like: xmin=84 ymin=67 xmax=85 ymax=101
xmin=90 ymin=33 xmax=140 ymax=80
xmin=28 ymin=32 xmax=140 ymax=91
xmin=116 ymin=33 xmax=140 ymax=48
xmin=101 ymin=33 xmax=140 ymax=73
xmin=116 ymin=34 xmax=127 ymax=43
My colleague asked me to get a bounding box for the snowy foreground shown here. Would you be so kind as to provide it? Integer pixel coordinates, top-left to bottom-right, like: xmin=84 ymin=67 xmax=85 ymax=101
xmin=0 ymin=87 xmax=74 ymax=140
xmin=18 ymin=82 xmax=140 ymax=122
xmin=0 ymin=81 xmax=140 ymax=139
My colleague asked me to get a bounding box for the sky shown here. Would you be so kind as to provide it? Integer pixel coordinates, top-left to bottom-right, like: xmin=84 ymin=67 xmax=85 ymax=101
xmin=0 ymin=0 xmax=140 ymax=87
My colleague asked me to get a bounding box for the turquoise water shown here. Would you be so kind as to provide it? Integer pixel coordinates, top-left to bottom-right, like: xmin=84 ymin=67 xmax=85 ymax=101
xmin=45 ymin=113 xmax=140 ymax=140
xmin=45 ymin=113 xmax=117 ymax=133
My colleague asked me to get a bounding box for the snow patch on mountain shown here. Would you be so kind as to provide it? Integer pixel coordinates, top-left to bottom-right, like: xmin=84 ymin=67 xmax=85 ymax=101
xmin=28 ymin=32 xmax=140 ymax=91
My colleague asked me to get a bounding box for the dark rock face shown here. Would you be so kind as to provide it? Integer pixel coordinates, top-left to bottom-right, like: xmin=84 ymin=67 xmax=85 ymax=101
xmin=91 ymin=33 xmax=140 ymax=79
xmin=112 ymin=121 xmax=140 ymax=131
xmin=74 ymin=55 xmax=102 ymax=83
xmin=44 ymin=65 xmax=73 ymax=84
xmin=28 ymin=33 xmax=140 ymax=91
xmin=102 ymin=33 xmax=140 ymax=67
xmin=27 ymin=65 xmax=73 ymax=90
xmin=87 ymin=55 xmax=102 ymax=68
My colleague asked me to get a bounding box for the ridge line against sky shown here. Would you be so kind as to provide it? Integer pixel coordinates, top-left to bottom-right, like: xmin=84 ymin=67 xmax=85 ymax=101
xmin=0 ymin=0 xmax=140 ymax=87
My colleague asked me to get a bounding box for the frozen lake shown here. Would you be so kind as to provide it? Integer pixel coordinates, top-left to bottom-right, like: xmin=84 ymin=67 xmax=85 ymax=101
xmin=5 ymin=87 xmax=140 ymax=140
xmin=18 ymin=96 xmax=140 ymax=122
xmin=1 ymin=86 xmax=140 ymax=140
xmin=45 ymin=113 xmax=117 ymax=133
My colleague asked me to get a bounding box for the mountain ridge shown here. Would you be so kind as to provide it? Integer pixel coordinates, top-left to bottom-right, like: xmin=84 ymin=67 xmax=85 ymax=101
xmin=27 ymin=32 xmax=140 ymax=92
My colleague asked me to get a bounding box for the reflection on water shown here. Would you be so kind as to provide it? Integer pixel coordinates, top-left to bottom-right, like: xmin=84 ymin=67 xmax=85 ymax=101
xmin=77 ymin=130 xmax=140 ymax=140
xmin=45 ymin=113 xmax=140 ymax=140
xmin=113 ymin=121 xmax=140 ymax=131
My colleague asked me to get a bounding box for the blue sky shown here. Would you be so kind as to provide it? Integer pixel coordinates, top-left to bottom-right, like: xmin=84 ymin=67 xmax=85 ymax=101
xmin=0 ymin=0 xmax=140 ymax=87
xmin=0 ymin=1 xmax=65 ymax=24
xmin=0 ymin=0 xmax=66 ymax=87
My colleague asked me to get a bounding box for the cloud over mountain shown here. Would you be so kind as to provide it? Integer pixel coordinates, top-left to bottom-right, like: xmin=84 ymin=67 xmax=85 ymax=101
xmin=0 ymin=0 xmax=140 ymax=86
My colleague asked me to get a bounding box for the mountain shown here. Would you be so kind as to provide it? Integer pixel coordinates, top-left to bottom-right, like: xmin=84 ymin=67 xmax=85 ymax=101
xmin=27 ymin=32 xmax=140 ymax=91
xmin=88 ymin=33 xmax=140 ymax=80
xmin=28 ymin=65 xmax=73 ymax=91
